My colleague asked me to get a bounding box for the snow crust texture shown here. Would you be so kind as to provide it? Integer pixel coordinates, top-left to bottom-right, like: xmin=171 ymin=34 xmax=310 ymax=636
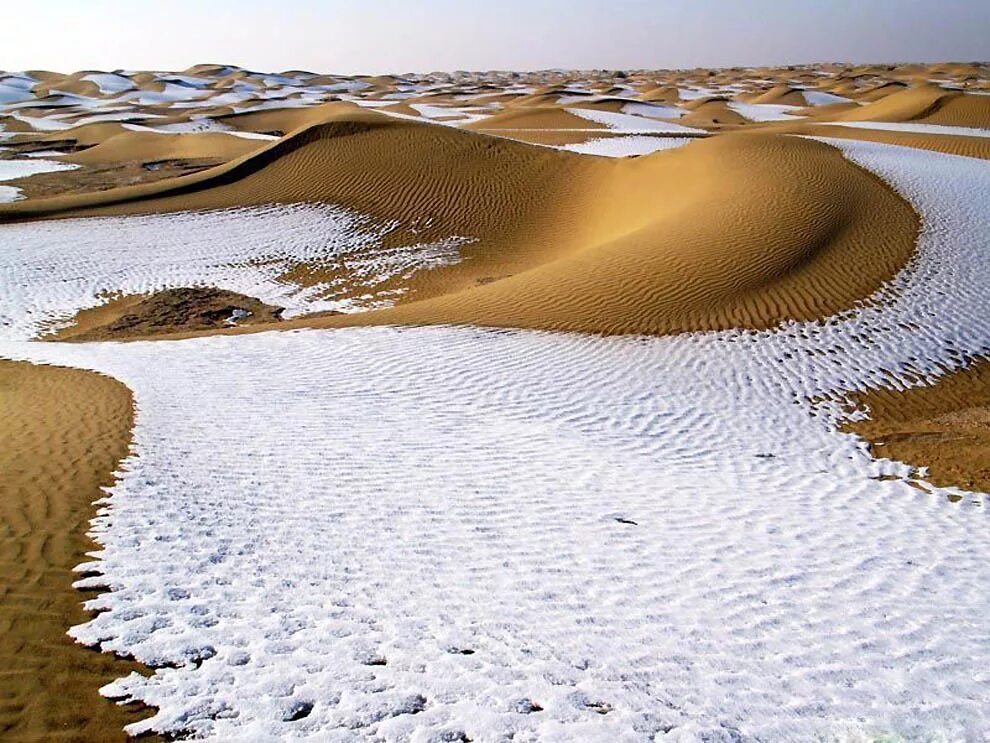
xmin=569 ymin=107 xmax=706 ymax=133
xmin=0 ymin=140 xmax=989 ymax=739
xmin=0 ymin=204 xmax=470 ymax=340
xmin=557 ymin=136 xmax=695 ymax=157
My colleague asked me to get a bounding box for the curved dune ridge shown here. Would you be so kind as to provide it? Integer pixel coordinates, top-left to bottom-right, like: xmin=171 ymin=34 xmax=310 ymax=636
xmin=2 ymin=111 xmax=918 ymax=337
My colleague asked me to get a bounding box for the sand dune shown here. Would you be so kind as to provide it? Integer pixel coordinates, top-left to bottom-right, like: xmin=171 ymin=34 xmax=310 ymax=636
xmin=215 ymin=101 xmax=358 ymax=135
xmin=2 ymin=113 xmax=916 ymax=338
xmin=746 ymin=84 xmax=808 ymax=106
xmin=464 ymin=105 xmax=606 ymax=131
xmin=677 ymin=98 xmax=749 ymax=127
xmin=919 ymin=92 xmax=990 ymax=128
xmin=312 ymin=132 xmax=917 ymax=335
xmin=0 ymin=360 xmax=152 ymax=741
xmin=638 ymin=85 xmax=680 ymax=103
xmin=60 ymin=129 xmax=264 ymax=166
xmin=838 ymin=84 xmax=990 ymax=127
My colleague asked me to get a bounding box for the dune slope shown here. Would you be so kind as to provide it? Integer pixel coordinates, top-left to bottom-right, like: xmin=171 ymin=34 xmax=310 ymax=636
xmin=0 ymin=360 xmax=153 ymax=741
xmin=2 ymin=115 xmax=919 ymax=338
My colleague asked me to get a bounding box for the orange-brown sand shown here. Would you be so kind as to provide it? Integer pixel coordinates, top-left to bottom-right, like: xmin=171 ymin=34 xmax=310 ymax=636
xmin=845 ymin=359 xmax=990 ymax=494
xmin=0 ymin=360 xmax=156 ymax=742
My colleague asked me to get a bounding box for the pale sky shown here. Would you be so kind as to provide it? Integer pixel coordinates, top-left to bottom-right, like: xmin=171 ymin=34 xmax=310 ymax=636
xmin=4 ymin=0 xmax=989 ymax=74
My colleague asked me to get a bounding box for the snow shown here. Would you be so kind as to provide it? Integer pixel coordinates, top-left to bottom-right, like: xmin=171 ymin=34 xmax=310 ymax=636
xmin=557 ymin=135 xmax=696 ymax=157
xmin=674 ymin=87 xmax=718 ymax=100
xmin=0 ymin=82 xmax=36 ymax=105
xmin=0 ymin=203 xmax=471 ymax=340
xmin=1 ymin=140 xmax=990 ymax=740
xmin=229 ymin=97 xmax=324 ymax=114
xmin=6 ymin=112 xmax=74 ymax=131
xmin=620 ymin=101 xmax=686 ymax=119
xmin=169 ymin=90 xmax=256 ymax=109
xmin=18 ymin=91 xmax=99 ymax=108
xmin=23 ymin=149 xmax=70 ymax=158
xmin=369 ymin=104 xmax=493 ymax=129
xmin=122 ymin=120 xmax=279 ymax=140
xmin=822 ymin=120 xmax=990 ymax=138
xmin=68 ymin=111 xmax=168 ymax=126
xmin=408 ymin=103 xmax=471 ymax=120
xmin=0 ymin=158 xmax=79 ymax=181
xmin=798 ymin=89 xmax=852 ymax=106
xmin=0 ymin=185 xmax=23 ymax=202
xmin=82 ymin=73 xmax=137 ymax=94
xmin=569 ymin=108 xmax=706 ymax=134
xmin=313 ymin=79 xmax=370 ymax=93
xmin=228 ymin=130 xmax=282 ymax=141
xmin=120 ymin=83 xmax=210 ymax=106
xmin=155 ymin=74 xmax=213 ymax=89
xmin=727 ymin=102 xmax=804 ymax=122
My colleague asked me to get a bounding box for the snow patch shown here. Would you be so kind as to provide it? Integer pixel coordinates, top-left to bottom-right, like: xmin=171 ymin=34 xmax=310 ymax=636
xmin=569 ymin=108 xmax=706 ymax=134
xmin=0 ymin=204 xmax=471 ymax=340
xmin=557 ymin=135 xmax=696 ymax=157
xmin=0 ymin=158 xmax=79 ymax=181
xmin=727 ymin=102 xmax=803 ymax=122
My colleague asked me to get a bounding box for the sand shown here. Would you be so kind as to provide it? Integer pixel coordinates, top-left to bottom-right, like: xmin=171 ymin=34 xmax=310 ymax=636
xmin=60 ymin=130 xmax=263 ymax=166
xmin=0 ymin=360 xmax=155 ymax=741
xmin=1 ymin=60 xmax=989 ymax=740
xmin=3 ymin=117 xmax=917 ymax=337
xmin=837 ymin=85 xmax=990 ymax=128
xmin=845 ymin=359 xmax=990 ymax=494
xmin=54 ymin=288 xmax=285 ymax=342
xmin=3 ymin=114 xmax=917 ymax=333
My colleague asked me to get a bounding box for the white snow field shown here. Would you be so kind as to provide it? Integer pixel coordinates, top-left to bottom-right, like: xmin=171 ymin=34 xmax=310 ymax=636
xmin=822 ymin=120 xmax=990 ymax=138
xmin=726 ymin=102 xmax=803 ymax=122
xmin=0 ymin=139 xmax=989 ymax=739
xmin=0 ymin=204 xmax=471 ymax=340
xmin=0 ymin=185 xmax=23 ymax=203
xmin=557 ymin=136 xmax=696 ymax=157
xmin=0 ymin=157 xmax=80 ymax=181
xmin=569 ymin=108 xmax=706 ymax=134
xmin=798 ymin=89 xmax=853 ymax=106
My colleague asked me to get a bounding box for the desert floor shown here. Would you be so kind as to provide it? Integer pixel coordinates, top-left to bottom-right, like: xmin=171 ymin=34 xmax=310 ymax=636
xmin=1 ymin=62 xmax=989 ymax=740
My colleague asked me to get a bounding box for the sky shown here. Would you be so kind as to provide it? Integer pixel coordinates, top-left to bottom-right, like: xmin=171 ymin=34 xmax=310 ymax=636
xmin=4 ymin=0 xmax=989 ymax=74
